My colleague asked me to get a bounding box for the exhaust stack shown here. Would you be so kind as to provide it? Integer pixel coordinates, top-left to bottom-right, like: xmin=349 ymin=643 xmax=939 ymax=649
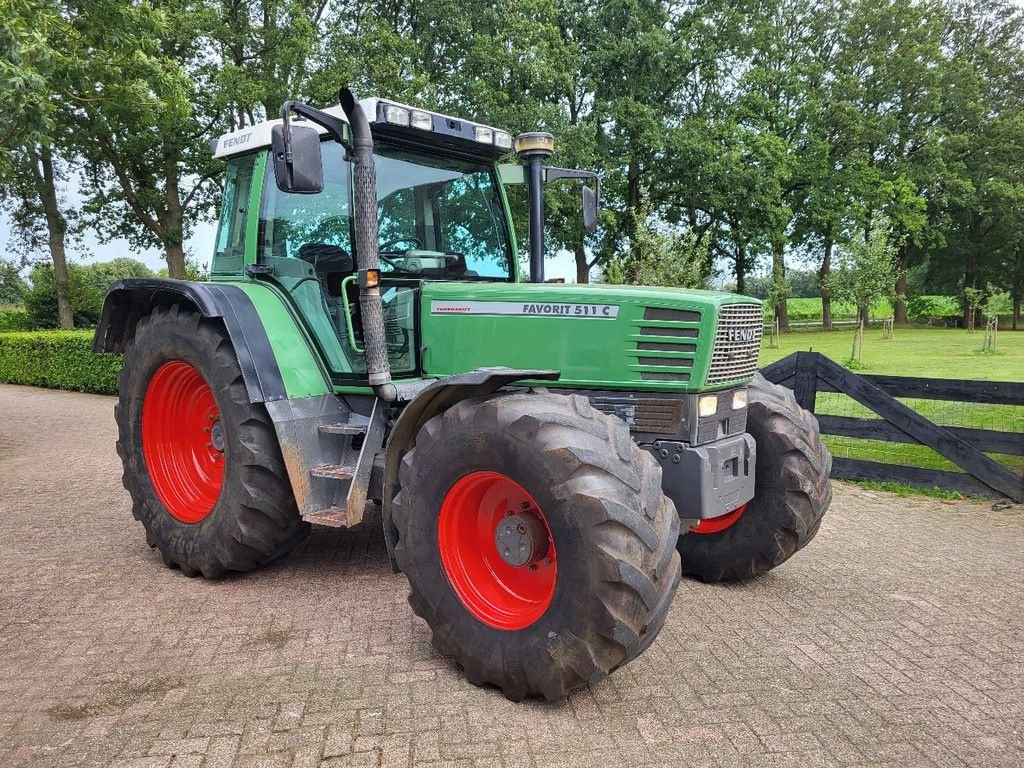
xmin=339 ymin=88 xmax=396 ymax=401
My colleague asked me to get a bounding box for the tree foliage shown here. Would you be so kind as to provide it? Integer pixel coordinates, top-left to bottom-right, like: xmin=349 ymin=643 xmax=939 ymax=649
xmin=0 ymin=0 xmax=1022 ymax=329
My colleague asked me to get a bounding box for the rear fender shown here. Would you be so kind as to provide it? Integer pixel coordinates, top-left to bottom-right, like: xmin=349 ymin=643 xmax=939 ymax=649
xmin=381 ymin=367 xmax=560 ymax=570
xmin=93 ymin=278 xmax=328 ymax=404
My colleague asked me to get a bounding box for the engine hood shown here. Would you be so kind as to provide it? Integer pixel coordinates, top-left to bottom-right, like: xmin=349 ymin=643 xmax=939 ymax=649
xmin=418 ymin=282 xmax=764 ymax=392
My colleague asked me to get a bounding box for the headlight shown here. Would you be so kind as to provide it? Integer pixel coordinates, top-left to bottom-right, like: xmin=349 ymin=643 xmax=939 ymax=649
xmin=732 ymin=389 xmax=747 ymax=410
xmin=383 ymin=104 xmax=410 ymax=126
xmin=410 ymin=109 xmax=432 ymax=130
xmin=698 ymin=394 xmax=718 ymax=418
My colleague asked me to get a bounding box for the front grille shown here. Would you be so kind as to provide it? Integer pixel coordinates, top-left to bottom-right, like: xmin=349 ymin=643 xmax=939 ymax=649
xmin=706 ymin=304 xmax=763 ymax=385
xmin=591 ymin=396 xmax=686 ymax=435
xmin=633 ymin=307 xmax=701 ymax=383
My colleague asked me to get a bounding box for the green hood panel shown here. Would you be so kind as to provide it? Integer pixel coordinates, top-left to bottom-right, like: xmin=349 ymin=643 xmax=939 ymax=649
xmin=419 ymin=282 xmax=763 ymax=392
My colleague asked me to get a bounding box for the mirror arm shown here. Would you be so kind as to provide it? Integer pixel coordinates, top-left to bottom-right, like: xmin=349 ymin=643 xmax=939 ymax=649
xmin=280 ymin=100 xmax=351 ymax=164
xmin=544 ymin=166 xmax=601 ymax=206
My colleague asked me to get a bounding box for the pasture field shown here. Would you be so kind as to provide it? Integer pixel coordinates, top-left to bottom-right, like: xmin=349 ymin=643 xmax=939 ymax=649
xmin=759 ymin=325 xmax=1023 ymax=379
xmin=759 ymin=325 xmax=1024 ymax=487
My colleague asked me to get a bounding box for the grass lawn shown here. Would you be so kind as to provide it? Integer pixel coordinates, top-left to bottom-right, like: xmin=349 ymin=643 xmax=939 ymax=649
xmin=757 ymin=325 xmax=1024 ymax=489
xmin=759 ymin=325 xmax=1023 ymax=380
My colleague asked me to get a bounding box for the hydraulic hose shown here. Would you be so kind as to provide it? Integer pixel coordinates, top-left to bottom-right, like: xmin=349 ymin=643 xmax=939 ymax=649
xmin=339 ymin=88 xmax=396 ymax=401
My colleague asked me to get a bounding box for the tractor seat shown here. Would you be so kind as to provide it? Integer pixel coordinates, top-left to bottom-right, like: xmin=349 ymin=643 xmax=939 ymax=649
xmin=298 ymin=243 xmax=353 ymax=297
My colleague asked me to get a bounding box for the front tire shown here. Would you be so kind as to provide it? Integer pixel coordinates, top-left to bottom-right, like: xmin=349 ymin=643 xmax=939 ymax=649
xmin=676 ymin=373 xmax=832 ymax=582
xmin=116 ymin=304 xmax=309 ymax=578
xmin=392 ymin=391 xmax=681 ymax=701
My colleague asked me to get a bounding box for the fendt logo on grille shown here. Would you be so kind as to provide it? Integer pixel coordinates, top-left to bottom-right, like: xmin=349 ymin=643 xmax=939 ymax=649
xmin=726 ymin=327 xmax=758 ymax=343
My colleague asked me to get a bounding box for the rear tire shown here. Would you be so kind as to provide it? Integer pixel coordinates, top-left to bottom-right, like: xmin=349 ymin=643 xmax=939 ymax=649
xmin=116 ymin=304 xmax=309 ymax=578
xmin=392 ymin=391 xmax=681 ymax=701
xmin=676 ymin=373 xmax=832 ymax=582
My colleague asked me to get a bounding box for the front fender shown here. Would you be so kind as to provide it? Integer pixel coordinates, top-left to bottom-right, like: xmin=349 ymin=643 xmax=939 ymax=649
xmin=381 ymin=367 xmax=560 ymax=570
xmin=92 ymin=278 xmax=329 ymax=404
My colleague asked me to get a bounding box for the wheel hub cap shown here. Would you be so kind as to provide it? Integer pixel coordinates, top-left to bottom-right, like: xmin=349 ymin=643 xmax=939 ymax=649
xmin=494 ymin=511 xmax=550 ymax=567
xmin=209 ymin=419 xmax=225 ymax=452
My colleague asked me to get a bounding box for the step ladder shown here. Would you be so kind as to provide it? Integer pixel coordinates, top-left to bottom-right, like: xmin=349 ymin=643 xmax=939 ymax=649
xmin=301 ymin=401 xmax=384 ymax=528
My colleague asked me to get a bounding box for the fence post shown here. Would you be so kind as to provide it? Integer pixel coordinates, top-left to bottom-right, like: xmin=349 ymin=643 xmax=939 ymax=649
xmin=793 ymin=351 xmax=819 ymax=413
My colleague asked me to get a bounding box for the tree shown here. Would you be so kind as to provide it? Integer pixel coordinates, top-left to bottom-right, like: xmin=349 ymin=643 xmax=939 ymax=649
xmin=67 ymin=0 xmax=223 ymax=279
xmin=938 ymin=1 xmax=1024 ymax=326
xmin=23 ymin=261 xmax=103 ymax=327
xmin=0 ymin=0 xmax=75 ymax=328
xmin=602 ymin=201 xmax=712 ymax=289
xmin=0 ymin=258 xmax=28 ymax=305
xmin=829 ymin=215 xmax=898 ymax=328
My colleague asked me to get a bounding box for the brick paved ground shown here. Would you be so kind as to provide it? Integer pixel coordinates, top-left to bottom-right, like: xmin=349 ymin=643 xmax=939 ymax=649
xmin=1 ymin=383 xmax=1022 ymax=768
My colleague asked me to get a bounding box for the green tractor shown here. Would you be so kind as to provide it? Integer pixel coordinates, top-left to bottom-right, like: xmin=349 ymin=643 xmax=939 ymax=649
xmin=94 ymin=89 xmax=831 ymax=701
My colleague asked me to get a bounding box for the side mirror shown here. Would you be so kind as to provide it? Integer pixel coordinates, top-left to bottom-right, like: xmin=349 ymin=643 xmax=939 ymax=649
xmin=271 ymin=124 xmax=323 ymax=194
xmin=544 ymin=166 xmax=601 ymax=233
xmin=582 ymin=185 xmax=598 ymax=232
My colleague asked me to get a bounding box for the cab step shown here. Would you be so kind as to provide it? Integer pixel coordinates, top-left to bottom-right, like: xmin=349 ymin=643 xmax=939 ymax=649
xmin=318 ymin=421 xmax=368 ymax=436
xmin=301 ymin=506 xmax=352 ymax=528
xmin=310 ymin=464 xmax=355 ymax=480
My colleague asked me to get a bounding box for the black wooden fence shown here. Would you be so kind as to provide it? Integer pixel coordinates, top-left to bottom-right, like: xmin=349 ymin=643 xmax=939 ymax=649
xmin=760 ymin=352 xmax=1024 ymax=502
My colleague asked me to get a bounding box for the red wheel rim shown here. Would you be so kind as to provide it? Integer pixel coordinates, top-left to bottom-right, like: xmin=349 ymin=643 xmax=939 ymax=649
xmin=437 ymin=471 xmax=557 ymax=630
xmin=691 ymin=502 xmax=747 ymax=534
xmin=142 ymin=361 xmax=224 ymax=524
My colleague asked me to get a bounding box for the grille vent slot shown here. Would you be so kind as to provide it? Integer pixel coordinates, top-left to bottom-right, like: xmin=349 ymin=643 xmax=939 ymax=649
xmin=641 ymin=372 xmax=691 ymax=381
xmin=707 ymin=303 xmax=763 ymax=385
xmin=638 ymin=341 xmax=696 ymax=352
xmin=637 ymin=357 xmax=693 ymax=367
xmin=634 ymin=307 xmax=701 ymax=383
xmin=638 ymin=326 xmax=697 ymax=338
xmin=643 ymin=308 xmax=701 ymax=323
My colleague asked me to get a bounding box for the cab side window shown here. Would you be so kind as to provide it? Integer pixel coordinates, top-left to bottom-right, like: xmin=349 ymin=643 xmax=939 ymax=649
xmin=211 ymin=154 xmax=256 ymax=275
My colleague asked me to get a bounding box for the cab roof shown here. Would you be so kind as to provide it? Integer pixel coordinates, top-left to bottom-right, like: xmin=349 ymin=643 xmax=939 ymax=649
xmin=211 ymin=97 xmax=513 ymax=162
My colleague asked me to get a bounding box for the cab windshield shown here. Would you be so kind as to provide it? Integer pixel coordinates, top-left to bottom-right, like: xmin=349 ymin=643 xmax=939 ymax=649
xmin=259 ymin=141 xmax=513 ymax=281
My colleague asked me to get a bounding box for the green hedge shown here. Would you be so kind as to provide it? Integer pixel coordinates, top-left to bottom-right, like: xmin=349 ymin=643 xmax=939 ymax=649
xmin=0 ymin=330 xmax=123 ymax=394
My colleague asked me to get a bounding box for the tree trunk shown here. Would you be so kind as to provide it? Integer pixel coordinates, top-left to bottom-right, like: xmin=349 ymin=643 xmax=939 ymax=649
xmin=819 ymin=232 xmax=833 ymax=330
xmin=1012 ymin=292 xmax=1020 ymax=331
xmin=963 ymin=216 xmax=980 ymax=327
xmin=625 ymin=156 xmax=641 ymax=241
xmin=734 ymin=235 xmax=747 ymax=294
xmin=165 ymin=242 xmax=186 ymax=280
xmin=31 ymin=145 xmax=73 ymax=329
xmin=893 ymin=242 xmax=909 ymax=324
xmin=574 ymin=244 xmax=589 ymax=284
xmin=163 ymin=160 xmax=186 ymax=279
xmin=858 ymin=302 xmax=870 ymax=327
xmin=772 ymin=239 xmax=788 ymax=330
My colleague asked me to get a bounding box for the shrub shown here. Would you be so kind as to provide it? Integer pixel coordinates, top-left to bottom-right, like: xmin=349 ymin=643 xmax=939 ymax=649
xmin=0 ymin=330 xmax=122 ymax=394
xmin=22 ymin=258 xmax=156 ymax=329
xmin=23 ymin=263 xmax=105 ymax=328
xmin=907 ymin=294 xmax=959 ymax=320
xmin=0 ymin=308 xmax=33 ymax=331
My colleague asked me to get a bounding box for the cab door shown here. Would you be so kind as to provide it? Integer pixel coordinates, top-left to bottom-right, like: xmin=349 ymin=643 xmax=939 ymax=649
xmin=256 ymin=141 xmax=418 ymax=380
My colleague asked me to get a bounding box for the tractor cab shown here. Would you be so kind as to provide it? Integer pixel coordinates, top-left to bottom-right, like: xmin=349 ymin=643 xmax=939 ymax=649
xmin=211 ymin=99 xmax=527 ymax=379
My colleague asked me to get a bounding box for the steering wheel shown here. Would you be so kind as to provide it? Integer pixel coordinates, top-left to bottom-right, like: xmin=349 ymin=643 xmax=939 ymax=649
xmin=380 ymin=236 xmax=424 ymax=253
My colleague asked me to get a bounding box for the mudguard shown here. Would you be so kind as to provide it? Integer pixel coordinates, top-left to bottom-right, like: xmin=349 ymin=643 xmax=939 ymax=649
xmin=381 ymin=367 xmax=560 ymax=570
xmin=93 ymin=277 xmax=321 ymax=404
